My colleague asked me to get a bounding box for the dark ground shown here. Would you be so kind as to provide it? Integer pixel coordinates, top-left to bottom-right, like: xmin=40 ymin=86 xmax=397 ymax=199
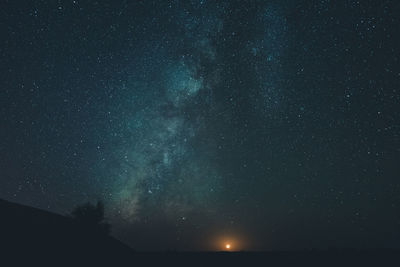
xmin=1 ymin=199 xmax=399 ymax=266
xmin=131 ymin=251 xmax=400 ymax=266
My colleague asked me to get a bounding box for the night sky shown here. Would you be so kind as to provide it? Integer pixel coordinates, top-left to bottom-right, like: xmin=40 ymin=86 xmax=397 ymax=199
xmin=1 ymin=0 xmax=399 ymax=251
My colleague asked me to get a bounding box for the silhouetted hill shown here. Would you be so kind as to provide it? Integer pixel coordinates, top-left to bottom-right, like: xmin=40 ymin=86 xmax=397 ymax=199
xmin=0 ymin=199 xmax=133 ymax=264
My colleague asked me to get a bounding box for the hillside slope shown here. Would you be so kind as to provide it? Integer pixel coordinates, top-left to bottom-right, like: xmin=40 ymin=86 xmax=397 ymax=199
xmin=0 ymin=199 xmax=133 ymax=264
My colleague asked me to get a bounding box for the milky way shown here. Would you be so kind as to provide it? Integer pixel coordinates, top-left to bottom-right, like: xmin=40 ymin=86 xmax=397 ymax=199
xmin=106 ymin=2 xmax=291 ymax=227
xmin=98 ymin=4 xmax=223 ymax=225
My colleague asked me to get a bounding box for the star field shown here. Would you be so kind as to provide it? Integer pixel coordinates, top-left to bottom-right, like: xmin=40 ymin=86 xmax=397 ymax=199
xmin=1 ymin=0 xmax=399 ymax=250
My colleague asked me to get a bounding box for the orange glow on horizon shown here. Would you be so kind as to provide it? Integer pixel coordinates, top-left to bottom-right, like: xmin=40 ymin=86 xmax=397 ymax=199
xmin=209 ymin=232 xmax=250 ymax=251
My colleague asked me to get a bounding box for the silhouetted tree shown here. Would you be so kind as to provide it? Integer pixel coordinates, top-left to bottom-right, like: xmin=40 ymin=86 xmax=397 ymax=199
xmin=70 ymin=201 xmax=111 ymax=235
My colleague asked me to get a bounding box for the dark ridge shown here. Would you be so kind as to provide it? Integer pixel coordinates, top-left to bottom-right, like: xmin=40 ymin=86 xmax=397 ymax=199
xmin=0 ymin=198 xmax=133 ymax=264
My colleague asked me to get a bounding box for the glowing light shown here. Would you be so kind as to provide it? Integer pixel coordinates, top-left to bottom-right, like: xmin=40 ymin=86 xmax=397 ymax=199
xmin=212 ymin=235 xmax=247 ymax=251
